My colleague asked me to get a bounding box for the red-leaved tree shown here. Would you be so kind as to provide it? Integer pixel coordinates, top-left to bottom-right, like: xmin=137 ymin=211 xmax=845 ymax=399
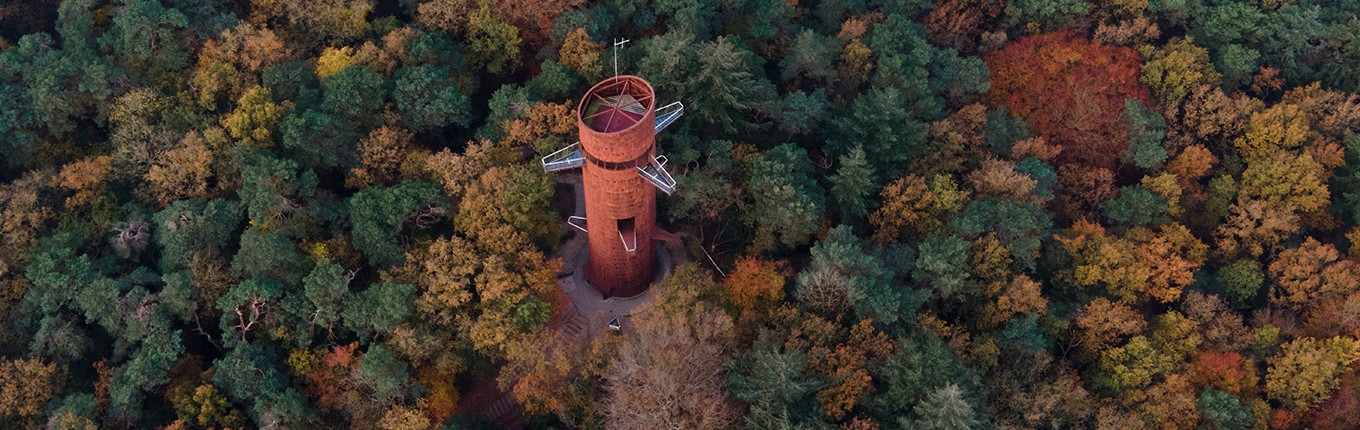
xmin=983 ymin=31 xmax=1151 ymax=173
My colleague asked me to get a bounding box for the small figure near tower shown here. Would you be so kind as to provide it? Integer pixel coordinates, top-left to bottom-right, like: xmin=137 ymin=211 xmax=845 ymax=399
xmin=541 ymin=76 xmax=683 ymax=298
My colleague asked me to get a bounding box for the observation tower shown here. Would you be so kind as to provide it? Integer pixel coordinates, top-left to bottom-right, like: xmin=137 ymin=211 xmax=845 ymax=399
xmin=541 ymin=76 xmax=684 ymax=298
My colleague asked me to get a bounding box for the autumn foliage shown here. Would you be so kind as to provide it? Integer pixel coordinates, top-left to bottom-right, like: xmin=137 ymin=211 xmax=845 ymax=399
xmin=722 ymin=256 xmax=787 ymax=312
xmin=8 ymin=0 xmax=1360 ymax=428
xmin=983 ymin=31 xmax=1151 ymax=172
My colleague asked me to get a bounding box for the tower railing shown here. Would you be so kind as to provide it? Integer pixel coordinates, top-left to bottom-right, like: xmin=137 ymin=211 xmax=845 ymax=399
xmin=638 ymin=155 xmax=677 ymax=195
xmin=567 ymin=216 xmax=588 ymax=233
xmin=618 ymin=218 xmax=638 ymax=252
xmin=654 ymin=101 xmax=684 ymax=133
xmin=541 ymin=142 xmax=586 ymax=173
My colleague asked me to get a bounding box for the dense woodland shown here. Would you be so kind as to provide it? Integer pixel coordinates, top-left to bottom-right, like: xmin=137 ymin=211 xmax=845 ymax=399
xmin=6 ymin=0 xmax=1360 ymax=428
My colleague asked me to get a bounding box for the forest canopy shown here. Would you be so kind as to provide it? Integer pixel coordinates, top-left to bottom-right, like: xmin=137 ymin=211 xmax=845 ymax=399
xmin=4 ymin=0 xmax=1360 ymax=429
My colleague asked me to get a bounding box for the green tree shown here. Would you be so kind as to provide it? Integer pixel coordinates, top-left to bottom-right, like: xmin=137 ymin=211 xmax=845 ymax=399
xmin=154 ymin=199 xmax=244 ymax=272
xmin=320 ymin=65 xmax=385 ymax=125
xmin=342 ymin=280 xmax=416 ymax=339
xmin=637 ymin=32 xmax=777 ymax=134
xmin=797 ymin=226 xmax=926 ymax=326
xmin=829 ymin=145 xmax=876 ymax=221
xmin=159 ymin=271 xmax=198 ymax=321
xmin=231 ymin=227 xmax=310 ymax=285
xmin=1102 ymin=186 xmax=1167 ymax=227
xmin=999 ymin=313 xmax=1047 ymax=352
xmin=348 ymin=181 xmax=446 ymax=268
xmin=525 ymin=60 xmax=577 ymax=101
xmin=1121 ymin=98 xmax=1168 ymax=170
xmin=278 ymin=107 xmax=359 ymax=171
xmin=780 ymin=29 xmax=839 ymax=85
xmin=212 ymin=343 xmax=287 ymax=402
xmin=32 ymin=0 xmax=115 ymax=141
xmin=666 ymin=140 xmax=740 ymax=225
xmin=236 ymin=153 xmax=319 ymax=232
xmin=1197 ymin=388 xmax=1254 ymax=430
xmin=914 ymin=234 xmax=974 ymax=300
xmin=216 ymin=279 xmax=285 ymax=346
xmin=953 ymin=197 xmax=1051 ymax=269
xmin=23 ymin=232 xmax=100 ymax=315
xmin=1218 ymin=259 xmax=1264 ymax=306
xmin=358 ymin=345 xmax=418 ymax=404
xmin=747 ymin=144 xmax=825 ymax=248
xmin=108 ymin=328 xmax=184 ymax=419
xmin=29 ymin=316 xmax=89 ymax=364
xmin=44 ymin=393 xmax=99 ymax=429
xmin=100 ymin=0 xmax=190 ymax=74
xmin=1003 ymin=0 xmax=1090 ymax=31
xmin=512 ymin=297 xmax=551 ymax=333
xmin=262 ymin=59 xmax=319 ymax=105
xmin=1216 ymin=44 xmax=1261 ymax=91
xmin=911 ymin=384 xmax=983 ymax=430
xmin=726 ymin=335 xmax=828 ymax=428
xmin=500 ymin=165 xmax=558 ymax=240
xmin=467 ymin=2 xmax=521 ymax=75
xmin=833 ymin=86 xmax=928 ymax=175
xmin=871 ymin=333 xmax=980 ymax=418
xmin=1187 ymin=3 xmax=1269 ymax=49
xmin=303 ymin=260 xmax=349 ymax=333
xmin=392 ymin=65 xmax=472 ymax=133
xmin=775 ymin=90 xmax=831 ymax=138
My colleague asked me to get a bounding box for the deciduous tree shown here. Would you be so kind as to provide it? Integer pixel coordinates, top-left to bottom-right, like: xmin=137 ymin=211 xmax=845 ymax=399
xmin=144 ymin=132 xmax=215 ymax=206
xmin=0 ymin=171 xmax=54 ymax=277
xmin=983 ymin=31 xmax=1149 ymax=173
xmin=0 ymin=357 xmax=63 ymax=419
xmin=222 ymin=86 xmax=286 ymax=149
xmin=54 ymin=156 xmax=111 ymax=208
xmin=1265 ymin=336 xmax=1360 ymax=411
xmin=722 ymin=257 xmax=787 ymax=313
xmin=871 ymin=174 xmax=935 ymax=243
xmin=347 ymin=126 xmax=417 ymax=189
xmin=558 ymin=28 xmax=603 ymax=81
xmin=603 ymin=263 xmax=742 ymax=429
xmin=1268 ymin=238 xmax=1360 ymax=310
xmin=1074 ymin=297 xmax=1147 ymax=362
xmin=1139 ymin=37 xmax=1222 ymax=106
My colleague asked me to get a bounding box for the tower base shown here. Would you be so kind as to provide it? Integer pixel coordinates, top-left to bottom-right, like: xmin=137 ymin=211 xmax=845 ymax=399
xmin=585 ymin=241 xmax=668 ymax=299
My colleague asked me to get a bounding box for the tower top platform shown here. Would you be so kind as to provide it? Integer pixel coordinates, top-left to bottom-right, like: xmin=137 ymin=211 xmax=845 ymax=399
xmin=580 ymin=76 xmax=656 ymax=134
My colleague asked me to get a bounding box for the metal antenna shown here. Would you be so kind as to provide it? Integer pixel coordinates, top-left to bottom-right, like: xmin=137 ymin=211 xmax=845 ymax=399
xmin=613 ymin=38 xmax=630 ymax=82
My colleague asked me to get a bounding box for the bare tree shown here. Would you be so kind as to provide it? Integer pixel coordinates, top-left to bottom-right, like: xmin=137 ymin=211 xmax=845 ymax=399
xmin=110 ymin=219 xmax=152 ymax=258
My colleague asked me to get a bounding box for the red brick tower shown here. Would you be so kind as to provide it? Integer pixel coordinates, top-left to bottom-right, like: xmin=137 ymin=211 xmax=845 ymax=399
xmin=542 ymin=76 xmax=682 ymax=298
